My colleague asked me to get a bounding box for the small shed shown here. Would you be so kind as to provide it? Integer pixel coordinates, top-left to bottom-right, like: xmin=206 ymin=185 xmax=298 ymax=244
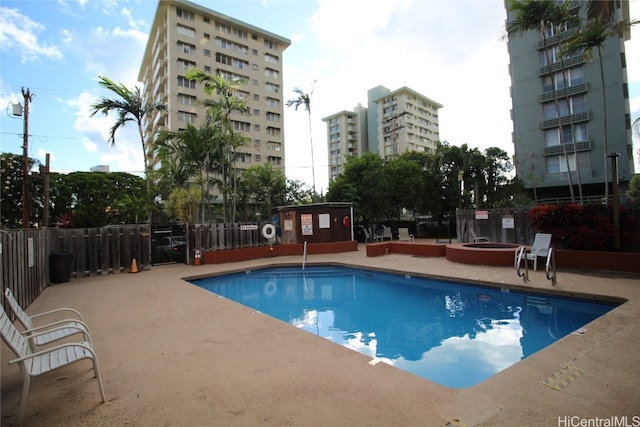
xmin=273 ymin=202 xmax=353 ymax=245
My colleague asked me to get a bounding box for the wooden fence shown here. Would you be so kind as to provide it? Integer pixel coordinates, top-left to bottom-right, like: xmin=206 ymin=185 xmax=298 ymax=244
xmin=1 ymin=225 xmax=151 ymax=311
xmin=456 ymin=204 xmax=640 ymax=247
xmin=1 ymin=228 xmax=48 ymax=313
xmin=189 ymin=222 xmax=267 ymax=261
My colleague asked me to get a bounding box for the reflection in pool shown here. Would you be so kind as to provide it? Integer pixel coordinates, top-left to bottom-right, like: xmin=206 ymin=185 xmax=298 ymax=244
xmin=190 ymin=266 xmax=617 ymax=388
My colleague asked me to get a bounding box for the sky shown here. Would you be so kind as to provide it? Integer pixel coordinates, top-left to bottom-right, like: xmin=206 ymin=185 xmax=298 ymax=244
xmin=1 ymin=0 xmax=639 ymax=194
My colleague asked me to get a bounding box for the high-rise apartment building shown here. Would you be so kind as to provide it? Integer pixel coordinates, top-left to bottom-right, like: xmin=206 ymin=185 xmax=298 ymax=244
xmin=323 ymin=86 xmax=442 ymax=182
xmin=505 ymin=0 xmax=634 ymax=201
xmin=138 ymin=0 xmax=290 ymax=176
xmin=367 ymin=86 xmax=442 ymax=160
xmin=323 ymin=105 xmax=368 ymax=181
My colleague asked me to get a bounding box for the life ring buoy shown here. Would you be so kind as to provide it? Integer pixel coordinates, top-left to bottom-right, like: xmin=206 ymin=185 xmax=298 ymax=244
xmin=262 ymin=224 xmax=276 ymax=239
xmin=264 ymin=281 xmax=277 ymax=297
xmin=342 ymin=216 xmax=350 ymax=228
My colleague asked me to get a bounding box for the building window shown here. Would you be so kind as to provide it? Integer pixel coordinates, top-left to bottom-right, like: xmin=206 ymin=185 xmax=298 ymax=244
xmin=264 ymin=53 xmax=278 ymax=64
xmin=236 ymin=153 xmax=251 ymax=163
xmin=177 ymin=75 xmax=196 ymax=89
xmin=254 ymin=124 xmax=260 ymax=131
xmin=264 ymin=39 xmax=279 ymax=50
xmin=215 ymin=53 xmax=248 ymax=70
xmin=267 ymin=126 xmax=280 ymax=136
xmin=177 ymin=93 xmax=196 ymax=105
xmin=266 ymin=112 xmax=280 ymax=122
xmin=255 ymin=154 xmax=261 ymax=161
xmin=253 ymin=94 xmax=259 ymax=101
xmin=178 ymin=111 xmax=196 ymax=123
xmin=215 ymin=37 xmax=248 ymax=55
xmin=269 ymin=141 xmax=281 ymax=151
xmin=215 ymin=23 xmax=247 ymax=40
xmin=204 ymin=49 xmax=211 ymax=56
xmin=177 ymin=58 xmax=196 ymax=71
xmin=177 ymin=24 xmax=195 ymax=38
xmin=177 ymin=8 xmax=195 ymax=21
xmin=204 ymin=65 xmax=211 ymax=73
xmin=264 ymin=68 xmax=279 ymax=79
xmin=253 ymin=109 xmax=260 ymax=116
xmin=203 ymin=33 xmax=210 ymax=40
xmin=177 ymin=41 xmax=195 ymax=54
xmin=546 ymin=152 xmax=588 ymax=173
xmin=267 ymin=156 xmax=281 ymax=166
xmin=254 ymin=139 xmax=261 ymax=146
xmin=265 ymin=82 xmax=279 ymax=93
xmin=252 ymin=49 xmax=258 ymax=56
xmin=265 ymin=97 xmax=279 ymax=108
xmin=232 ymin=121 xmax=250 ymax=132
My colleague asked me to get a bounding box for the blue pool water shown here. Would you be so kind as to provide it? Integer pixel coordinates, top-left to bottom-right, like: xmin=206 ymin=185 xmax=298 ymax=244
xmin=190 ymin=265 xmax=618 ymax=388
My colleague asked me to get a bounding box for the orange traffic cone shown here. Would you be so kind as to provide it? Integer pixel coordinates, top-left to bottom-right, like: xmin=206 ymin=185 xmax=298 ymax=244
xmin=130 ymin=258 xmax=139 ymax=273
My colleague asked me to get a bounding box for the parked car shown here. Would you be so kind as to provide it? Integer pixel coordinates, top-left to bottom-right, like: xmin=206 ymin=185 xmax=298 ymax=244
xmin=155 ymin=236 xmax=186 ymax=263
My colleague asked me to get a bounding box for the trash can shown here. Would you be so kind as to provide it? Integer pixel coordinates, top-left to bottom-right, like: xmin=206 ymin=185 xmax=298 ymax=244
xmin=49 ymin=252 xmax=73 ymax=283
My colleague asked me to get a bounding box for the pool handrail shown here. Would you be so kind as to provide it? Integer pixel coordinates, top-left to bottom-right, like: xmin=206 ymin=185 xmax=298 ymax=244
xmin=545 ymin=247 xmax=557 ymax=286
xmin=515 ymin=246 xmax=529 ymax=283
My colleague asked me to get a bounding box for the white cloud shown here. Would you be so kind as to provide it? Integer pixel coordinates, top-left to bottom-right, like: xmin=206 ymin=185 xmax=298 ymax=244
xmin=0 ymin=7 xmax=63 ymax=62
xmin=283 ymin=0 xmax=512 ymax=191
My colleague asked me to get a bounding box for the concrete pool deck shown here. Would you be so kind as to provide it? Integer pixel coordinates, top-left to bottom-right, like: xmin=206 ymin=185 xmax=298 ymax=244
xmin=2 ymin=242 xmax=639 ymax=426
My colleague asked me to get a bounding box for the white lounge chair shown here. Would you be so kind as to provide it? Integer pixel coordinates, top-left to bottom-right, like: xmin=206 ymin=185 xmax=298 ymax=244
xmin=4 ymin=288 xmax=92 ymax=349
xmin=525 ymin=233 xmax=552 ymax=271
xmin=0 ymin=308 xmax=105 ymax=425
xmin=380 ymin=226 xmax=393 ymax=241
xmin=398 ymin=228 xmax=414 ymax=242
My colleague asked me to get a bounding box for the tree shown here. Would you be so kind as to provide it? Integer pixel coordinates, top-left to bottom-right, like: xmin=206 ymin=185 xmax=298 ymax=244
xmin=186 ymin=69 xmax=250 ymax=223
xmin=0 ymin=153 xmax=42 ymax=228
xmin=628 ymin=174 xmax=640 ymax=202
xmin=239 ymin=164 xmax=287 ymax=220
xmin=506 ymin=0 xmax=580 ymax=203
xmin=155 ymin=118 xmax=222 ymax=222
xmin=49 ymin=172 xmax=146 ymax=227
xmin=327 ymin=152 xmax=385 ymax=231
xmin=563 ymin=12 xmax=638 ymax=201
xmin=90 ymin=75 xmax=166 ymax=221
xmin=286 ymin=83 xmax=317 ymax=195
xmin=163 ymin=185 xmax=202 ymax=224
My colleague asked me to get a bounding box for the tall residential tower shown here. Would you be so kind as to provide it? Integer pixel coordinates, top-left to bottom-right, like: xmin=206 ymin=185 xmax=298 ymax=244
xmin=323 ymin=85 xmax=442 ymax=182
xmin=506 ymin=0 xmax=634 ymax=201
xmin=139 ymin=0 xmax=290 ymax=175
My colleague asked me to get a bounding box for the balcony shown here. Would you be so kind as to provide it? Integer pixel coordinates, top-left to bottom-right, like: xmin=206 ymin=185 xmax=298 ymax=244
xmin=539 ymin=82 xmax=588 ymax=103
xmin=541 ymin=111 xmax=589 ymax=129
xmin=543 ymin=140 xmax=591 ymax=156
xmin=537 ymin=27 xmax=579 ymax=49
xmin=538 ymin=55 xmax=585 ymax=76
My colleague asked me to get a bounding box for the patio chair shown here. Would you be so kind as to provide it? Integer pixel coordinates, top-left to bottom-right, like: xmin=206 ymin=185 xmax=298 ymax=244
xmin=398 ymin=228 xmax=414 ymax=242
xmin=380 ymin=226 xmax=393 ymax=241
xmin=0 ymin=308 xmax=105 ymax=425
xmin=524 ymin=233 xmax=552 ymax=271
xmin=4 ymin=288 xmax=92 ymax=349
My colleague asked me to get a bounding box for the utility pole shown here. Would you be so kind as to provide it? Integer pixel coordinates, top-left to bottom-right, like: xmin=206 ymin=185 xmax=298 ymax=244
xmin=21 ymin=87 xmax=33 ymax=229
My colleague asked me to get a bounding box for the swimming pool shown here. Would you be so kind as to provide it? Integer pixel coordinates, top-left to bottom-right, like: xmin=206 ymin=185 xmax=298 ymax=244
xmin=190 ymin=265 xmax=618 ymax=388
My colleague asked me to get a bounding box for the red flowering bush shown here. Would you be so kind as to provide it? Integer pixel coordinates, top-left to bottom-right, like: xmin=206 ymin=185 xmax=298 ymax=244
xmin=528 ymin=203 xmax=638 ymax=252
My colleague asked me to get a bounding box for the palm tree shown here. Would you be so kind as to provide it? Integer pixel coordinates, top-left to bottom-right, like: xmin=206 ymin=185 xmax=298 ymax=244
xmin=563 ymin=8 xmax=638 ymax=201
xmin=90 ymin=75 xmax=166 ymax=221
xmin=155 ymin=120 xmax=222 ymax=223
xmin=506 ymin=0 xmax=579 ymax=203
xmin=287 ymin=82 xmax=317 ymax=195
xmin=186 ymin=69 xmax=250 ymax=223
